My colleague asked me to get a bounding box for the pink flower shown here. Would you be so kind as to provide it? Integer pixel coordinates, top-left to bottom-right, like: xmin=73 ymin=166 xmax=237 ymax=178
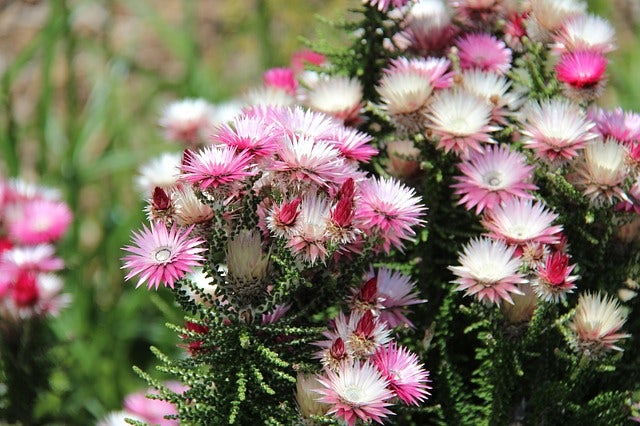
xmin=395 ymin=0 xmax=457 ymax=54
xmin=0 ymin=245 xmax=64 ymax=279
xmin=456 ymin=33 xmax=512 ymax=75
xmin=263 ymin=67 xmax=298 ymax=96
xmin=372 ymin=267 xmax=425 ymax=328
xmin=385 ymin=57 xmax=454 ymax=89
xmin=159 ymin=98 xmax=215 ymax=145
xmin=123 ymin=381 xmax=188 ymax=426
xmin=588 ymin=107 xmax=640 ymax=145
xmin=452 ymin=145 xmax=537 ymax=214
xmin=555 ymin=50 xmax=607 ymax=89
xmin=553 ymin=13 xmax=616 ymax=54
xmin=291 ymin=49 xmax=326 ymax=74
xmin=482 ymin=198 xmax=563 ymax=247
xmin=121 ymin=222 xmax=205 ymax=290
xmin=306 ymin=76 xmax=363 ymax=125
xmin=325 ymin=127 xmax=378 ymax=163
xmin=213 ymin=116 xmax=279 ymax=158
xmin=5 ymin=198 xmax=72 ymax=245
xmin=373 ymin=342 xmax=431 ymax=406
xmin=532 ymin=251 xmax=578 ymax=303
xmin=261 ymin=303 xmax=291 ymax=325
xmin=449 ymin=237 xmax=527 ymax=305
xmin=285 ymin=193 xmax=330 ymax=264
xmin=314 ymin=361 xmax=395 ymax=426
xmin=266 ymin=197 xmax=301 ymax=239
xmin=520 ymin=98 xmax=596 ymax=162
xmin=356 ymin=177 xmax=427 ymax=252
xmin=181 ymin=145 xmax=255 ymax=190
xmin=426 ymin=88 xmax=498 ymax=157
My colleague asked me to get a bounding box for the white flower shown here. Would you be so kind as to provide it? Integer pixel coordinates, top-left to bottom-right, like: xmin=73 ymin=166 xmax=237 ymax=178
xmin=135 ymin=152 xmax=182 ymax=196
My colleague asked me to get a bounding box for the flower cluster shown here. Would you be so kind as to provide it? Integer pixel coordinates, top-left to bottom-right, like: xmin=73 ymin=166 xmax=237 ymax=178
xmin=0 ymin=178 xmax=72 ymax=323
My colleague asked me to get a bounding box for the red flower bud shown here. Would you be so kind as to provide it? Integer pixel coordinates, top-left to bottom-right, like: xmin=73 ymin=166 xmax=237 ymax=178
xmin=12 ymin=271 xmax=39 ymax=308
xmin=358 ymin=277 xmax=377 ymax=303
xmin=330 ymin=337 xmax=346 ymax=360
xmin=152 ymin=187 xmax=171 ymax=210
xmin=355 ymin=311 xmax=375 ymax=338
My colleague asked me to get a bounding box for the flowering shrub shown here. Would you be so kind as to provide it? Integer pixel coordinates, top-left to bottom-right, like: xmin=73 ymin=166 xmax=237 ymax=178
xmin=123 ymin=0 xmax=640 ymax=424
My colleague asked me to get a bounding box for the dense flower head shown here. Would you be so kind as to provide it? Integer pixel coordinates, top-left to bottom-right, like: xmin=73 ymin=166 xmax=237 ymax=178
xmin=553 ymin=13 xmax=616 ymax=54
xmin=324 ymin=127 xmax=378 ymax=164
xmin=456 ymin=33 xmax=512 ymax=75
xmin=386 ymin=56 xmax=454 ymax=89
xmin=213 ymin=115 xmax=280 ymax=158
xmin=369 ymin=267 xmax=425 ymax=328
xmin=520 ymin=98 xmax=597 ymax=162
xmin=459 ymin=69 xmax=522 ymax=125
xmin=159 ymin=98 xmax=216 ymax=145
xmin=527 ymin=0 xmax=586 ymax=39
xmin=395 ymin=0 xmax=457 ymax=54
xmin=285 ymin=192 xmax=331 ymax=264
xmin=426 ymin=88 xmax=498 ymax=157
xmin=373 ymin=342 xmax=431 ymax=405
xmin=356 ymin=177 xmax=427 ymax=252
xmin=452 ymin=144 xmax=537 ymax=214
xmin=482 ymin=198 xmax=563 ymax=247
xmin=532 ymin=251 xmax=579 ymax=302
xmin=377 ymin=68 xmax=433 ymax=133
xmin=314 ymin=361 xmax=395 ymax=426
xmin=121 ymin=222 xmax=205 ymax=290
xmin=263 ymin=67 xmax=298 ymax=96
xmin=0 ymin=244 xmax=64 ymax=280
xmin=181 ymin=145 xmax=256 ymax=191
xmin=569 ymin=138 xmax=629 ymax=207
xmin=449 ymin=237 xmax=527 ymax=305
xmin=305 ymin=75 xmax=363 ymax=124
xmin=555 ymin=50 xmax=608 ymax=101
xmin=569 ymin=291 xmax=630 ymax=357
xmin=135 ymin=152 xmax=182 ymax=195
xmin=4 ymin=198 xmax=72 ymax=245
xmin=588 ymin=107 xmax=640 ymax=145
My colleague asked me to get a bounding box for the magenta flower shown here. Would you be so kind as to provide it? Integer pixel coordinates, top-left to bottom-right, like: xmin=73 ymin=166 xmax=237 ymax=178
xmin=386 ymin=56 xmax=454 ymax=89
xmin=314 ymin=361 xmax=395 ymax=426
xmin=532 ymin=251 xmax=579 ymax=303
xmin=124 ymin=381 xmax=188 ymax=426
xmin=324 ymin=127 xmax=378 ymax=164
xmin=356 ymin=177 xmax=427 ymax=252
xmin=121 ymin=222 xmax=205 ymax=290
xmin=555 ymin=50 xmax=607 ymax=89
xmin=213 ymin=116 xmax=279 ymax=158
xmin=263 ymin=67 xmax=298 ymax=96
xmin=374 ymin=267 xmax=425 ymax=328
xmin=452 ymin=145 xmax=537 ymax=214
xmin=373 ymin=342 xmax=431 ymax=406
xmin=588 ymin=106 xmax=640 ymax=145
xmin=181 ymin=145 xmax=255 ymax=190
xmin=456 ymin=33 xmax=512 ymax=75
xmin=0 ymin=245 xmax=64 ymax=279
xmin=5 ymin=199 xmax=72 ymax=245
xmin=449 ymin=237 xmax=527 ymax=305
xmin=482 ymin=198 xmax=563 ymax=247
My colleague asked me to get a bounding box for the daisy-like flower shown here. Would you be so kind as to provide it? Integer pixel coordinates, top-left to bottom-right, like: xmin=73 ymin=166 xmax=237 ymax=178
xmin=5 ymin=198 xmax=72 ymax=245
xmin=386 ymin=139 xmax=421 ymax=178
xmin=460 ymin=69 xmax=523 ymax=125
xmin=286 ymin=193 xmax=331 ymax=264
xmin=588 ymin=107 xmax=640 ymax=145
xmin=213 ymin=115 xmax=279 ymax=158
xmin=426 ymin=88 xmax=498 ymax=157
xmin=569 ymin=291 xmax=630 ymax=357
xmin=553 ymin=13 xmax=616 ymax=54
xmin=306 ymin=75 xmax=363 ymax=125
xmin=520 ymin=98 xmax=597 ymax=163
xmin=449 ymin=237 xmax=527 ymax=305
xmin=569 ymin=138 xmax=628 ymax=207
xmin=374 ymin=267 xmax=426 ymax=328
xmin=268 ymin=106 xmax=341 ymax=141
xmin=159 ymin=98 xmax=216 ymax=146
xmin=172 ymin=186 xmax=215 ymax=226
xmin=356 ymin=177 xmax=427 ymax=252
xmin=0 ymin=245 xmax=64 ymax=279
xmin=531 ymin=251 xmax=578 ymax=303
xmin=386 ymin=57 xmax=454 ymax=89
xmin=482 ymin=198 xmax=563 ymax=247
xmin=456 ymin=33 xmax=512 ymax=75
xmin=269 ymin=134 xmax=356 ymax=191
xmin=325 ymin=127 xmax=378 ymax=164
xmin=555 ymin=50 xmax=608 ymax=101
xmin=314 ymin=361 xmax=395 ymax=426
xmin=527 ymin=0 xmax=586 ymax=41
xmin=376 ymin=69 xmax=433 ymax=134
xmin=121 ymin=222 xmax=205 ymax=290
xmin=373 ymin=342 xmax=431 ymax=406
xmin=395 ymin=0 xmax=457 ymax=54
xmin=134 ymin=152 xmax=182 ymax=196
xmin=181 ymin=145 xmax=255 ymax=191
xmin=452 ymin=145 xmax=537 ymax=214
xmin=263 ymin=67 xmax=298 ymax=96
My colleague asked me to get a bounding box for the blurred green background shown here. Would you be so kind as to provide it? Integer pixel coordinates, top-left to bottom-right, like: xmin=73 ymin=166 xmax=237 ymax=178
xmin=0 ymin=0 xmax=638 ymax=422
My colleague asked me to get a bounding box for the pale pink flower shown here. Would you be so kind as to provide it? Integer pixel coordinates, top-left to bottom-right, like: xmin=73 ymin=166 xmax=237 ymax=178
xmin=0 ymin=245 xmax=64 ymax=279
xmin=213 ymin=116 xmax=279 ymax=158
xmin=386 ymin=139 xmax=421 ymax=178
xmin=325 ymin=127 xmax=378 ymax=164
xmin=4 ymin=178 xmax=61 ymax=204
xmin=181 ymin=145 xmax=255 ymax=190
xmin=306 ymin=75 xmax=363 ymax=124
xmin=121 ymin=222 xmax=205 ymax=290
xmin=456 ymin=33 xmax=512 ymax=75
xmin=135 ymin=152 xmax=182 ymax=195
xmin=377 ymin=68 xmax=433 ymax=134
xmin=569 ymin=138 xmax=629 ymax=207
xmin=291 ymin=49 xmax=326 ymax=74
xmin=314 ymin=361 xmax=395 ymax=426
xmin=263 ymin=67 xmax=298 ymax=96
xmin=482 ymin=198 xmax=563 ymax=247
xmin=395 ymin=0 xmax=457 ymax=54
xmin=123 ymin=382 xmax=187 ymax=426
xmin=527 ymin=0 xmax=586 ymax=41
xmin=426 ymin=88 xmax=498 ymax=157
xmin=373 ymin=342 xmax=431 ymax=406
xmin=452 ymin=145 xmax=537 ymax=214
xmin=520 ymin=98 xmax=597 ymax=162
xmin=372 ymin=267 xmax=425 ymax=328
xmin=244 ymin=85 xmax=296 ymax=107
xmin=460 ymin=69 xmax=523 ymax=125
xmin=268 ymin=106 xmax=341 ymax=141
xmin=569 ymin=291 xmax=630 ymax=357
xmin=286 ymin=193 xmax=330 ymax=264
xmin=5 ymin=199 xmax=72 ymax=245
xmin=553 ymin=13 xmax=616 ymax=54
xmin=261 ymin=303 xmax=291 ymax=325
xmin=588 ymin=107 xmax=640 ymax=145
xmin=386 ymin=56 xmax=454 ymax=89
xmin=449 ymin=237 xmax=527 ymax=305
xmin=555 ymin=50 xmax=607 ymax=101
xmin=531 ymin=251 xmax=578 ymax=303
xmin=159 ymin=98 xmax=216 ymax=145
xmin=356 ymin=177 xmax=427 ymax=252
xmin=172 ymin=186 xmax=214 ymax=226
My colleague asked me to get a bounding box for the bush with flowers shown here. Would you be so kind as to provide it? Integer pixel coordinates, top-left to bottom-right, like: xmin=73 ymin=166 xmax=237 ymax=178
xmin=118 ymin=0 xmax=640 ymax=424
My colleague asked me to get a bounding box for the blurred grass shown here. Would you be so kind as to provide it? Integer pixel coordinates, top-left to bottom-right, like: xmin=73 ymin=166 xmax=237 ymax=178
xmin=0 ymin=0 xmax=638 ymax=422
